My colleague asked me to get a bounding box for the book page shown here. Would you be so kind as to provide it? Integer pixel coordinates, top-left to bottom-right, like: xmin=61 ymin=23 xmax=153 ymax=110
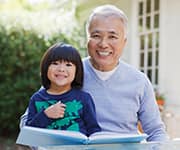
xmin=88 ymin=131 xmax=147 ymax=144
xmin=35 ymin=127 xmax=87 ymax=139
xmin=16 ymin=127 xmax=147 ymax=146
xmin=16 ymin=126 xmax=88 ymax=146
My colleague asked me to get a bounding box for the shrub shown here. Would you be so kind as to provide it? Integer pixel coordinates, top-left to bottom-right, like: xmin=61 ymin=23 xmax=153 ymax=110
xmin=0 ymin=25 xmax=71 ymax=136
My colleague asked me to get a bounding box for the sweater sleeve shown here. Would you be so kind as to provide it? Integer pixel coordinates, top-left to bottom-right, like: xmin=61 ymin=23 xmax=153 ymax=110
xmin=138 ymin=77 xmax=169 ymax=141
xmin=26 ymin=97 xmax=53 ymax=128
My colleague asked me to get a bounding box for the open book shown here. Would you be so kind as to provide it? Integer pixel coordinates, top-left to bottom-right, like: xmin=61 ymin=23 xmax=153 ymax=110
xmin=16 ymin=126 xmax=147 ymax=147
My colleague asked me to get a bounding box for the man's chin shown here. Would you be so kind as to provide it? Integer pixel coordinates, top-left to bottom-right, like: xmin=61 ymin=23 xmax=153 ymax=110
xmin=96 ymin=62 xmax=115 ymax=71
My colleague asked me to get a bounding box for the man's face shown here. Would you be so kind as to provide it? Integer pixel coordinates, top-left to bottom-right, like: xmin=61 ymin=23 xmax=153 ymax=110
xmin=87 ymin=15 xmax=127 ymax=71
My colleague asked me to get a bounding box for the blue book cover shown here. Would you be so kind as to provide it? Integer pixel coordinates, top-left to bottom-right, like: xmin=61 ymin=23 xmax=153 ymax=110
xmin=16 ymin=126 xmax=147 ymax=147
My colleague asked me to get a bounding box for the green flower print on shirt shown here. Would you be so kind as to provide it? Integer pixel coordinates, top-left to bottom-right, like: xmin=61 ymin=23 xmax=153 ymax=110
xmin=65 ymin=100 xmax=83 ymax=116
xmin=35 ymin=100 xmax=57 ymax=112
xmin=35 ymin=99 xmax=83 ymax=131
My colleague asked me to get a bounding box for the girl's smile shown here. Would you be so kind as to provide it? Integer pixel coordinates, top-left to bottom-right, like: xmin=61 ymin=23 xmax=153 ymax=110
xmin=47 ymin=60 xmax=76 ymax=94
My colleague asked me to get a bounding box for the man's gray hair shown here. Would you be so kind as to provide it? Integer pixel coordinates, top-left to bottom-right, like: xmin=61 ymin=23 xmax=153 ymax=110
xmin=86 ymin=4 xmax=128 ymax=38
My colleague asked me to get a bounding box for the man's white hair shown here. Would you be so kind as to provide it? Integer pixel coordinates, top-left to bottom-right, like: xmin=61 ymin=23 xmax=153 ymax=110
xmin=85 ymin=4 xmax=128 ymax=38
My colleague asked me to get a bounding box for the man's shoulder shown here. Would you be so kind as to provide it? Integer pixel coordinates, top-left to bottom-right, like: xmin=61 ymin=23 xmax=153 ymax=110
xmin=82 ymin=57 xmax=91 ymax=72
xmin=119 ymin=60 xmax=148 ymax=79
xmin=82 ymin=56 xmax=90 ymax=64
xmin=120 ymin=60 xmax=142 ymax=73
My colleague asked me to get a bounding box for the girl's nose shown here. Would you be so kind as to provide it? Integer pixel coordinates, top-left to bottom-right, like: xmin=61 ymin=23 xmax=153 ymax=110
xmin=58 ymin=66 xmax=65 ymax=72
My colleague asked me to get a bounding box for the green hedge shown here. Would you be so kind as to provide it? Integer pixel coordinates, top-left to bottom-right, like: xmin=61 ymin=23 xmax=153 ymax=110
xmin=0 ymin=24 xmax=72 ymax=136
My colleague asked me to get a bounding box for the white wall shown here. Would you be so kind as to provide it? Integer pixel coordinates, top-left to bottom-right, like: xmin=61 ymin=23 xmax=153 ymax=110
xmin=127 ymin=0 xmax=180 ymax=108
xmin=159 ymin=0 xmax=180 ymax=138
xmin=127 ymin=0 xmax=180 ymax=138
xmin=128 ymin=0 xmax=139 ymax=68
xmin=160 ymin=0 xmax=180 ymax=107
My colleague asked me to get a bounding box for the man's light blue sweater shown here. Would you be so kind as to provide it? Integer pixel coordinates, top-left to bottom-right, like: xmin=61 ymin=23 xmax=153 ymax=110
xmin=82 ymin=57 xmax=168 ymax=141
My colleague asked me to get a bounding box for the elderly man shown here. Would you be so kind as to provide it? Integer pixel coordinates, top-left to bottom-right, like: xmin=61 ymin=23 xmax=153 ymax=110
xmin=20 ymin=4 xmax=169 ymax=142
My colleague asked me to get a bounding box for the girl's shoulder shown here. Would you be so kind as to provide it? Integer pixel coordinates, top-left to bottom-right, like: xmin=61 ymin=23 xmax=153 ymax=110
xmin=72 ymin=88 xmax=90 ymax=95
xmin=30 ymin=88 xmax=47 ymax=100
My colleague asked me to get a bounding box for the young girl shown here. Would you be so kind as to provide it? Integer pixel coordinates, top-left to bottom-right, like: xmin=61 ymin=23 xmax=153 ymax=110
xmin=26 ymin=43 xmax=101 ymax=136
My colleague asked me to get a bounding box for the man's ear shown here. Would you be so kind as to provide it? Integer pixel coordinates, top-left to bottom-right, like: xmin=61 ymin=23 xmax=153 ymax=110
xmin=124 ymin=37 xmax=127 ymax=44
xmin=123 ymin=37 xmax=127 ymax=47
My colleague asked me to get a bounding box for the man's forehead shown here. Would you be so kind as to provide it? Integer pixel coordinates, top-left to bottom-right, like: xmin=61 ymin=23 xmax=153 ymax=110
xmin=90 ymin=15 xmax=124 ymax=28
xmin=91 ymin=29 xmax=119 ymax=34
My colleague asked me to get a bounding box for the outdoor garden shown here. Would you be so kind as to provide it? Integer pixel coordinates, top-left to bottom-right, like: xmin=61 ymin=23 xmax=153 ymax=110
xmin=0 ymin=0 xmax=87 ymax=149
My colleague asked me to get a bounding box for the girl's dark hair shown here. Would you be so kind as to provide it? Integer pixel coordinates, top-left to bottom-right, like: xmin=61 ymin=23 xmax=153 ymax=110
xmin=40 ymin=42 xmax=83 ymax=90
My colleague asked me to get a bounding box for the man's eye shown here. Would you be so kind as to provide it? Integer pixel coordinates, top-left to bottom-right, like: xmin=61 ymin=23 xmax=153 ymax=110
xmin=109 ymin=35 xmax=118 ymax=39
xmin=91 ymin=34 xmax=100 ymax=38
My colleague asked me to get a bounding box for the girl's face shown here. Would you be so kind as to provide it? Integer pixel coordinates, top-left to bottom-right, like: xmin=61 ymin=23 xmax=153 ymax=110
xmin=47 ymin=60 xmax=76 ymax=94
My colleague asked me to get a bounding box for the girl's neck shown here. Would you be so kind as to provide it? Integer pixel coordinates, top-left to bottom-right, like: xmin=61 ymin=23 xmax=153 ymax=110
xmin=47 ymin=86 xmax=72 ymax=95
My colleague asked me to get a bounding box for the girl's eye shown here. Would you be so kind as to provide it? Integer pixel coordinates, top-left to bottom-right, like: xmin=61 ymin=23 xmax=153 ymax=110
xmin=51 ymin=61 xmax=58 ymax=65
xmin=66 ymin=63 xmax=73 ymax=67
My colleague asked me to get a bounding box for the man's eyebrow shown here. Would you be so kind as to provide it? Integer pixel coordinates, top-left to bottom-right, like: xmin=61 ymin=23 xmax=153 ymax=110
xmin=108 ymin=30 xmax=120 ymax=35
xmin=91 ymin=30 xmax=100 ymax=34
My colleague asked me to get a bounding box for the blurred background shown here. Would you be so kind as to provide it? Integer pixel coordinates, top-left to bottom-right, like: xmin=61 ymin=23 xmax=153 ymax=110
xmin=0 ymin=0 xmax=180 ymax=149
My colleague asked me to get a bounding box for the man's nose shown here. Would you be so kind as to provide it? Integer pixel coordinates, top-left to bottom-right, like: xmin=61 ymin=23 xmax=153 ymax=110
xmin=98 ymin=37 xmax=109 ymax=48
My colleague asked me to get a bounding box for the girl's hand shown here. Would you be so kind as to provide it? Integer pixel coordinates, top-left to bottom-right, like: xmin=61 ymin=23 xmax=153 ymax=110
xmin=44 ymin=101 xmax=66 ymax=119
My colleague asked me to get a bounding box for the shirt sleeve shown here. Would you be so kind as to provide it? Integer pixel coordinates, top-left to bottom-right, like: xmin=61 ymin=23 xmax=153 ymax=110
xmin=26 ymin=97 xmax=53 ymax=128
xmin=82 ymin=93 xmax=101 ymax=136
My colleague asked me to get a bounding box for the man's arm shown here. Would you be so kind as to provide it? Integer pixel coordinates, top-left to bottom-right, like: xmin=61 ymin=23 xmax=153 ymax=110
xmin=19 ymin=108 xmax=28 ymax=129
xmin=139 ymin=77 xmax=169 ymax=141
